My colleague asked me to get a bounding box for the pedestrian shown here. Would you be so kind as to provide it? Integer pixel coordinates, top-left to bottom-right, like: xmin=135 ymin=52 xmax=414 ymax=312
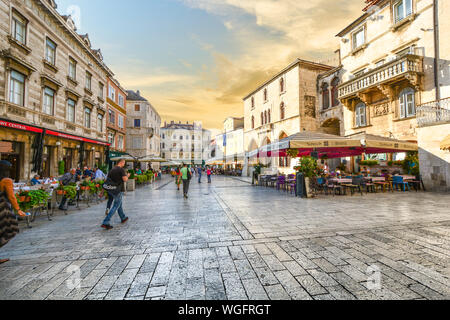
xmin=94 ymin=167 xmax=107 ymax=181
xmin=101 ymin=159 xmax=130 ymax=230
xmin=175 ymin=167 xmax=182 ymax=191
xmin=207 ymin=167 xmax=212 ymax=183
xmin=180 ymin=163 xmax=191 ymax=199
xmin=0 ymin=160 xmax=27 ymax=265
xmin=58 ymin=168 xmax=77 ymax=211
xmin=30 ymin=175 xmax=41 ymax=186
xmin=197 ymin=166 xmax=202 ymax=183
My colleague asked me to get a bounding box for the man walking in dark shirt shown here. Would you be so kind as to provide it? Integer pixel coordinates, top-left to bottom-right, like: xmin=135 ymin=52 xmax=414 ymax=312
xmin=101 ymin=159 xmax=130 ymax=230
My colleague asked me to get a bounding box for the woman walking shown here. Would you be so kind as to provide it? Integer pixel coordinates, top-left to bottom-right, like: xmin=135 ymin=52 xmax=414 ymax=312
xmin=175 ymin=167 xmax=182 ymax=190
xmin=0 ymin=160 xmax=27 ymax=265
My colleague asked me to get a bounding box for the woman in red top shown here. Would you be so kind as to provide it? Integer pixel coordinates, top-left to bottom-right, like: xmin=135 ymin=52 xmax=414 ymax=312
xmin=207 ymin=167 xmax=212 ymax=184
xmin=0 ymin=160 xmax=27 ymax=265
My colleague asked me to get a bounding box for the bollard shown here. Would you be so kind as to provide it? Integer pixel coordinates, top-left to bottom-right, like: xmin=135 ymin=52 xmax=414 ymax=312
xmin=296 ymin=172 xmax=307 ymax=198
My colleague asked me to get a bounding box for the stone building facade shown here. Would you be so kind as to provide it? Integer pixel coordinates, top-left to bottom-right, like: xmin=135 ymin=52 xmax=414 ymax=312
xmin=0 ymin=0 xmax=112 ymax=181
xmin=337 ymin=0 xmax=435 ymax=143
xmin=337 ymin=0 xmax=450 ymax=187
xmin=209 ymin=117 xmax=244 ymax=169
xmin=125 ymin=90 xmax=161 ymax=170
xmin=243 ymin=59 xmax=332 ymax=175
xmin=416 ymin=0 xmax=450 ymax=192
xmin=161 ymin=121 xmax=211 ymax=165
xmin=106 ymin=77 xmax=126 ymax=155
xmin=317 ymin=66 xmax=345 ymax=136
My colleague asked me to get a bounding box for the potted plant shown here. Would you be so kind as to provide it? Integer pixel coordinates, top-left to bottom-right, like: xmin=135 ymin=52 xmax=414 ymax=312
xmin=403 ymin=152 xmax=420 ymax=176
xmin=58 ymin=161 xmax=65 ymax=175
xmin=294 ymin=156 xmax=319 ymax=198
xmin=28 ymin=190 xmax=50 ymax=208
xmin=80 ymin=180 xmax=91 ymax=191
xmin=126 ymin=169 xmax=136 ymax=191
xmin=17 ymin=190 xmax=29 ymax=203
xmin=63 ymin=185 xmax=77 ymax=200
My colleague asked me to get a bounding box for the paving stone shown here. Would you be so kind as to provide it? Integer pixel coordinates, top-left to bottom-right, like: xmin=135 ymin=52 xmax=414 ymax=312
xmin=254 ymin=267 xmax=279 ymax=286
xmin=274 ymin=270 xmax=312 ymax=300
xmin=222 ymin=272 xmax=248 ymax=300
xmin=146 ymin=286 xmax=167 ymax=298
xmin=242 ymin=278 xmax=269 ymax=300
xmin=204 ymin=268 xmax=226 ymax=300
xmin=283 ymin=260 xmax=308 ymax=277
xmin=307 ymin=269 xmax=338 ymax=287
xmin=2 ymin=176 xmax=450 ymax=300
xmin=261 ymin=255 xmax=286 ymax=272
xmin=295 ymin=274 xmax=328 ymax=296
xmin=265 ymin=284 xmax=291 ymax=300
xmin=234 ymin=259 xmax=257 ymax=280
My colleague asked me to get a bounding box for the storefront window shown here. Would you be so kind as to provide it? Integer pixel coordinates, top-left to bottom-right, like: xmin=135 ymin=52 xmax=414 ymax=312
xmin=0 ymin=141 xmax=22 ymax=182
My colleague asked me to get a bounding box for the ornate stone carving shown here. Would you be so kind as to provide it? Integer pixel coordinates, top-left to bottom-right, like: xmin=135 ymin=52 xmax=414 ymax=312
xmin=405 ymin=73 xmax=421 ymax=91
xmin=356 ymin=92 xmax=371 ymax=104
xmin=377 ymin=85 xmax=394 ymax=101
xmin=7 ymin=104 xmax=26 ymax=117
xmin=372 ymin=103 xmax=390 ymax=117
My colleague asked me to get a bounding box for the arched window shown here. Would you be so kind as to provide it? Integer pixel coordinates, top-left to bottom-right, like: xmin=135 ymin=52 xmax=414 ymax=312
xmin=322 ymin=82 xmax=330 ymax=110
xmin=263 ymin=88 xmax=268 ymax=102
xmin=264 ymin=111 xmax=267 ymax=124
xmin=280 ymin=78 xmax=285 ymax=93
xmin=280 ymin=102 xmax=285 ymax=120
xmin=399 ymin=87 xmax=415 ymax=118
xmin=251 ymin=97 xmax=255 ymax=109
xmin=261 ymin=112 xmax=264 ymax=125
xmin=251 ymin=116 xmax=255 ymax=129
xmin=331 ymin=77 xmax=340 ymax=107
xmin=268 ymin=110 xmax=271 ymax=123
xmin=355 ymin=102 xmax=367 ymax=127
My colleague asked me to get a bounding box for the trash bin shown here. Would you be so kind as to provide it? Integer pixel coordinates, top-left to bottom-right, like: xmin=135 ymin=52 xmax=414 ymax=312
xmin=296 ymin=172 xmax=306 ymax=198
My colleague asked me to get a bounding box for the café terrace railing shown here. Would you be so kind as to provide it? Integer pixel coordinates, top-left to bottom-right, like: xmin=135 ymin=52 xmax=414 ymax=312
xmin=338 ymin=54 xmax=423 ymax=99
xmin=416 ymin=97 xmax=450 ymax=127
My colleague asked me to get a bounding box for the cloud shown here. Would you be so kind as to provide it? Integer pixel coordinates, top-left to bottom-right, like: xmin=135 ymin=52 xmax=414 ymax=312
xmin=111 ymin=1 xmax=365 ymax=132
xmin=166 ymin=0 xmax=364 ymax=131
xmin=119 ymin=73 xmax=197 ymax=88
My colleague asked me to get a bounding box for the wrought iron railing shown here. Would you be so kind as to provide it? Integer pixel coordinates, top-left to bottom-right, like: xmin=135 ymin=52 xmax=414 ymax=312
xmin=416 ymin=97 xmax=450 ymax=127
xmin=338 ymin=54 xmax=423 ymax=99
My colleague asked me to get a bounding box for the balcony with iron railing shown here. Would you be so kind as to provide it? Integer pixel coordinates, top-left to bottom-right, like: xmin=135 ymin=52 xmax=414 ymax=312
xmin=416 ymin=97 xmax=450 ymax=127
xmin=338 ymin=54 xmax=423 ymax=99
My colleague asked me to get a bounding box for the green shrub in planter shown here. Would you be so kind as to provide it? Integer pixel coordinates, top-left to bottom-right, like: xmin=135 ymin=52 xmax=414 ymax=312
xmin=294 ymin=156 xmax=318 ymax=178
xmin=360 ymin=160 xmax=379 ymax=166
xmin=58 ymin=161 xmax=65 ymax=175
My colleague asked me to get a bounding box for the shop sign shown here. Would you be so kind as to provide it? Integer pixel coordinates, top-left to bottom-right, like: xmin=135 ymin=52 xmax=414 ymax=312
xmin=0 ymin=120 xmax=43 ymax=133
xmin=46 ymin=130 xmax=110 ymax=146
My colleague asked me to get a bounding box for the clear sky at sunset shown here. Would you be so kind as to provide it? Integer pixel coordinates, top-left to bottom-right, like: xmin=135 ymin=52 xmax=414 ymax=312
xmin=55 ymin=0 xmax=364 ymax=133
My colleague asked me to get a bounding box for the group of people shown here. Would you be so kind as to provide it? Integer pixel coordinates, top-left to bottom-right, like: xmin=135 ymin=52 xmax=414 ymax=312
xmin=28 ymin=166 xmax=107 ymax=188
xmin=173 ymin=165 xmax=213 ymax=198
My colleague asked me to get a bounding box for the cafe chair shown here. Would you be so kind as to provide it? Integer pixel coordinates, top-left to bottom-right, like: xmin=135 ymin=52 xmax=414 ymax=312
xmin=392 ymin=176 xmax=410 ymax=192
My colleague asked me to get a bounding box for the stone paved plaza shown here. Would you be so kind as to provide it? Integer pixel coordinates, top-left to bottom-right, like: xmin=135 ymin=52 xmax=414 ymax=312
xmin=0 ymin=175 xmax=449 ymax=300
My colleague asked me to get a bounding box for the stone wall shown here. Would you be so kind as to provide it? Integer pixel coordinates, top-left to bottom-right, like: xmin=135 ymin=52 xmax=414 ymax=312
xmin=418 ymin=123 xmax=450 ymax=192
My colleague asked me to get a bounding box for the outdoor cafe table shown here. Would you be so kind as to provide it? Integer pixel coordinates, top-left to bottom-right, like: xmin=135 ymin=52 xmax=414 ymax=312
xmin=330 ymin=177 xmax=386 ymax=184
